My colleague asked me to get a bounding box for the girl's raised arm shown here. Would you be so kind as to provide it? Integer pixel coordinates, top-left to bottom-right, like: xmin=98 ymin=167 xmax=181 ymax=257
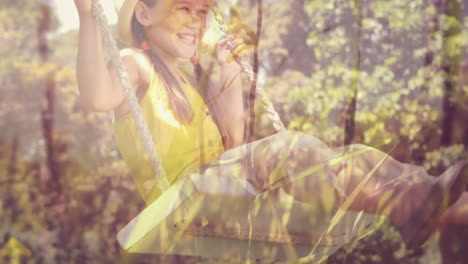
xmin=74 ymin=0 xmax=140 ymax=112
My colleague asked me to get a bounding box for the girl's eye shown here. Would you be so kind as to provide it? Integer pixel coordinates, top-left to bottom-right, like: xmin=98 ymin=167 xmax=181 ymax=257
xmin=178 ymin=7 xmax=190 ymax=12
xmin=198 ymin=9 xmax=208 ymax=15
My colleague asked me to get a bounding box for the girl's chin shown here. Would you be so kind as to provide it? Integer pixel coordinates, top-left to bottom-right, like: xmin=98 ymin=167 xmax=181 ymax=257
xmin=176 ymin=42 xmax=198 ymax=58
xmin=177 ymin=50 xmax=196 ymax=59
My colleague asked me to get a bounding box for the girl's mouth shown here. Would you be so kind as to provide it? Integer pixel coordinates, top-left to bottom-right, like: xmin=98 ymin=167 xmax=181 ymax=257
xmin=177 ymin=34 xmax=196 ymax=46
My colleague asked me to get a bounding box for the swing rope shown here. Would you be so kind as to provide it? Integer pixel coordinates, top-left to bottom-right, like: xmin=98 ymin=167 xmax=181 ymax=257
xmin=91 ymin=0 xmax=170 ymax=190
xmin=210 ymin=2 xmax=286 ymax=133
xmin=91 ymin=0 xmax=284 ymax=192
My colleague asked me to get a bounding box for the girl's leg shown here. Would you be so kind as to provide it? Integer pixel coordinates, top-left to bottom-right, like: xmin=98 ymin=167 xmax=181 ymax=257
xmin=205 ymin=131 xmax=467 ymax=248
xmin=264 ymin=132 xmax=468 ymax=248
xmin=331 ymin=144 xmax=468 ymax=232
xmin=262 ymin=134 xmax=437 ymax=221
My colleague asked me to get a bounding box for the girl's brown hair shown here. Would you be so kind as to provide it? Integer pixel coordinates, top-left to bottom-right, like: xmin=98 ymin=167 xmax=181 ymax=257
xmin=131 ymin=0 xmax=194 ymax=124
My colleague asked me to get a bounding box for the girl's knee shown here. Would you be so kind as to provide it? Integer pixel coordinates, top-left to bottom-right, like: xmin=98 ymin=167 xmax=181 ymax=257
xmin=268 ymin=131 xmax=327 ymax=154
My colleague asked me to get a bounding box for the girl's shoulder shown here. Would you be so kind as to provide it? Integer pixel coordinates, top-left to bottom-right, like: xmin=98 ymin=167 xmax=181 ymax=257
xmin=112 ymin=48 xmax=154 ymax=118
xmin=119 ymin=47 xmax=153 ymax=83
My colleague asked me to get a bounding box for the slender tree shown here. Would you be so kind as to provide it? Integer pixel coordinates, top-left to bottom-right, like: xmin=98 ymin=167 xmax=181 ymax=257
xmin=38 ymin=1 xmax=61 ymax=195
xmin=344 ymin=0 xmax=362 ymax=145
xmin=440 ymin=0 xmax=462 ymax=146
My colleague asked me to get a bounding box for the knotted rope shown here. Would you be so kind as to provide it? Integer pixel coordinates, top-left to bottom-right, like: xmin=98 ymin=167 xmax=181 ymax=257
xmin=210 ymin=2 xmax=286 ymax=132
xmin=91 ymin=0 xmax=170 ymax=190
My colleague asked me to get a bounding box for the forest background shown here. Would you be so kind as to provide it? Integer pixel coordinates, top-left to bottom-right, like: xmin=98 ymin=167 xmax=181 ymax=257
xmin=1 ymin=0 xmax=467 ymax=263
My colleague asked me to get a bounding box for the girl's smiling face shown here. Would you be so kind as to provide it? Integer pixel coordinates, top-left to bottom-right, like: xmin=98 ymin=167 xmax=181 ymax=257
xmin=137 ymin=0 xmax=211 ymax=63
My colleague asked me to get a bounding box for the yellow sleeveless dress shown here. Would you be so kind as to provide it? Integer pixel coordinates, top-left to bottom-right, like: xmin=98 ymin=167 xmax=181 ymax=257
xmin=113 ymin=69 xmax=225 ymax=205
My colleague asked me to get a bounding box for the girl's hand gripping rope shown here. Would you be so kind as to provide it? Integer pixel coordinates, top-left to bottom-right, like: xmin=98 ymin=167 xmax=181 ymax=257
xmin=215 ymin=34 xmax=252 ymax=68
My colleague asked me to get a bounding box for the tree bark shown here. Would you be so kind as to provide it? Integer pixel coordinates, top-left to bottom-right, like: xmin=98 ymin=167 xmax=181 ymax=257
xmin=440 ymin=0 xmax=462 ymax=146
xmin=344 ymin=0 xmax=362 ymax=145
xmin=37 ymin=3 xmax=61 ymax=194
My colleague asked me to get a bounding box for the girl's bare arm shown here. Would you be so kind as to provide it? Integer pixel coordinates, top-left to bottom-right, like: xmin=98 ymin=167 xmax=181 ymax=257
xmin=75 ymin=0 xmax=140 ymax=112
xmin=214 ymin=36 xmax=249 ymax=149
xmin=218 ymin=63 xmax=246 ymax=149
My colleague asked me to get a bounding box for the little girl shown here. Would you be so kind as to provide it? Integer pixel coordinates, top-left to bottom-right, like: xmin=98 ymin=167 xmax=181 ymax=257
xmin=74 ymin=0 xmax=468 ymax=250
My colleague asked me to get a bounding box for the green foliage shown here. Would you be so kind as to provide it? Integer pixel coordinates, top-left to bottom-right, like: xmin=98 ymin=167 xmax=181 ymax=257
xmin=1 ymin=0 xmax=467 ymax=263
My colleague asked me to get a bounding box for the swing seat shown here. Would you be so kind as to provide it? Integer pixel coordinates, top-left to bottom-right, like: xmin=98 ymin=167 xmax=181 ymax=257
xmin=117 ymin=173 xmax=387 ymax=262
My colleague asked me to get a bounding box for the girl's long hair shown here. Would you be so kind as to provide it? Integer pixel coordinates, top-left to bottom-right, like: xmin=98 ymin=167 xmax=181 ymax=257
xmin=131 ymin=1 xmax=193 ymax=124
xmin=131 ymin=0 xmax=230 ymax=142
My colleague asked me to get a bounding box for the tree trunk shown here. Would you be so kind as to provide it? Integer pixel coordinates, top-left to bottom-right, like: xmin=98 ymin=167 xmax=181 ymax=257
xmin=246 ymin=0 xmax=262 ymax=143
xmin=37 ymin=2 xmax=69 ymax=262
xmin=344 ymin=0 xmax=362 ymax=145
xmin=37 ymin=3 xmax=61 ymax=194
xmin=4 ymin=137 xmax=19 ymax=220
xmin=440 ymin=0 xmax=462 ymax=146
